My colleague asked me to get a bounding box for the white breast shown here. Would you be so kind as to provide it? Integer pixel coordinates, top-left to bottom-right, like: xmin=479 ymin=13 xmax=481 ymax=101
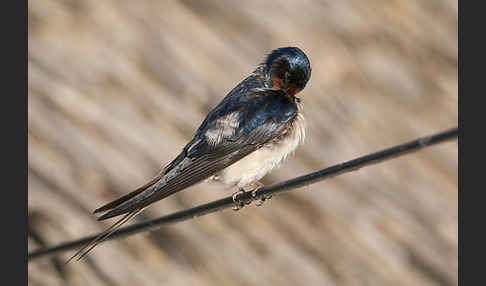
xmin=214 ymin=112 xmax=306 ymax=188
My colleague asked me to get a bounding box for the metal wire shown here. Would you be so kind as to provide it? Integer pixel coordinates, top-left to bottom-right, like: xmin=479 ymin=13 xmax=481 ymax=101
xmin=28 ymin=127 xmax=458 ymax=261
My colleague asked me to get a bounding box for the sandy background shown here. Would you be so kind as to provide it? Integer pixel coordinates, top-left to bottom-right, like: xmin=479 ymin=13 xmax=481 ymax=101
xmin=28 ymin=1 xmax=458 ymax=285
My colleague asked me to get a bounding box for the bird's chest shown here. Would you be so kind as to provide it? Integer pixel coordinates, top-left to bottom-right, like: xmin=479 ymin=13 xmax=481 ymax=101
xmin=214 ymin=112 xmax=305 ymax=188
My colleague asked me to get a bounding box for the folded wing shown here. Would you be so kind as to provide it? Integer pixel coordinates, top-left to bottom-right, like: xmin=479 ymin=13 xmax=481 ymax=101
xmin=95 ymin=89 xmax=298 ymax=220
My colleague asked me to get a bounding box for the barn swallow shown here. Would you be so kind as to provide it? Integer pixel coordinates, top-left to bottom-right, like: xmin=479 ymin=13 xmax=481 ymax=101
xmin=69 ymin=46 xmax=312 ymax=261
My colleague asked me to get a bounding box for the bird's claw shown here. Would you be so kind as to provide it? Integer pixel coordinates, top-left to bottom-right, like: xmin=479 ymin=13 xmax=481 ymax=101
xmin=232 ymin=182 xmax=269 ymax=210
xmin=232 ymin=190 xmax=251 ymax=211
xmin=252 ymin=189 xmax=272 ymax=207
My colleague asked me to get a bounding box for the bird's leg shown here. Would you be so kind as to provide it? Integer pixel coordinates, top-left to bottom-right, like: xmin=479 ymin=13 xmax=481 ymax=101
xmin=231 ymin=181 xmax=266 ymax=211
xmin=249 ymin=181 xmax=271 ymax=207
xmin=231 ymin=188 xmax=254 ymax=211
xmin=232 ymin=189 xmax=246 ymax=211
xmin=231 ymin=181 xmax=271 ymax=210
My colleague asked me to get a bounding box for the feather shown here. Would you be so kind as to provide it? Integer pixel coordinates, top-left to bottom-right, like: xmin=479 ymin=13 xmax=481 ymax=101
xmin=95 ymin=88 xmax=297 ymax=220
xmin=70 ymin=72 xmax=300 ymax=261
xmin=66 ymin=208 xmax=143 ymax=263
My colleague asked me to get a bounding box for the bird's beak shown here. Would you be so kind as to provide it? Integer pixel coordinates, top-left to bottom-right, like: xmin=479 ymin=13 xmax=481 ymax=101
xmin=287 ymin=84 xmax=301 ymax=97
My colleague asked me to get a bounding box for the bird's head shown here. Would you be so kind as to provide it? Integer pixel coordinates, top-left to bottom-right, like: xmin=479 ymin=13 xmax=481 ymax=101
xmin=265 ymin=47 xmax=311 ymax=96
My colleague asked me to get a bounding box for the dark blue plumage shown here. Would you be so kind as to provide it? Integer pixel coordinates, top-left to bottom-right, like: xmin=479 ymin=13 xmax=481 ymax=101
xmin=265 ymin=47 xmax=311 ymax=90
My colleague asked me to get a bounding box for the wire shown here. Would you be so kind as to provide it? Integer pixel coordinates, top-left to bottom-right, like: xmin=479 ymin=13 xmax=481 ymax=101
xmin=28 ymin=127 xmax=458 ymax=261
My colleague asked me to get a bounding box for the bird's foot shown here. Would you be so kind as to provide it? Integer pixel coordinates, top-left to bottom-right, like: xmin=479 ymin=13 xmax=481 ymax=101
xmin=254 ymin=193 xmax=272 ymax=207
xmin=232 ymin=182 xmax=270 ymax=210
xmin=249 ymin=181 xmax=271 ymax=207
xmin=232 ymin=189 xmax=252 ymax=211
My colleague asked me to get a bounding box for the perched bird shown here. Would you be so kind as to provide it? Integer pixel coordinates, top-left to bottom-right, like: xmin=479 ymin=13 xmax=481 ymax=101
xmin=69 ymin=46 xmax=312 ymax=261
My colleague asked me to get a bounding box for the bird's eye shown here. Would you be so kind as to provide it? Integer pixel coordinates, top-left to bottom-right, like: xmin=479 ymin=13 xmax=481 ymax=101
xmin=284 ymin=71 xmax=290 ymax=80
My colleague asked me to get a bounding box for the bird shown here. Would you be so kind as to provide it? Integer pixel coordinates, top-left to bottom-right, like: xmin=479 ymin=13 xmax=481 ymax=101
xmin=68 ymin=46 xmax=312 ymax=262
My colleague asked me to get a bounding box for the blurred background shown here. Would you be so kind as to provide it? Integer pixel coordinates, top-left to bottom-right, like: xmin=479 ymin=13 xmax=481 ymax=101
xmin=28 ymin=1 xmax=458 ymax=285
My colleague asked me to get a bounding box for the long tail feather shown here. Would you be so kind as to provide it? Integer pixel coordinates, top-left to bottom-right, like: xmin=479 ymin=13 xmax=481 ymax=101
xmin=66 ymin=208 xmax=143 ymax=263
xmin=94 ymin=175 xmax=162 ymax=214
xmin=93 ymin=151 xmax=186 ymax=214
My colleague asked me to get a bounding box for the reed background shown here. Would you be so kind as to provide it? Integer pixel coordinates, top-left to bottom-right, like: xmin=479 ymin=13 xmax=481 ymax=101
xmin=28 ymin=1 xmax=458 ymax=285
